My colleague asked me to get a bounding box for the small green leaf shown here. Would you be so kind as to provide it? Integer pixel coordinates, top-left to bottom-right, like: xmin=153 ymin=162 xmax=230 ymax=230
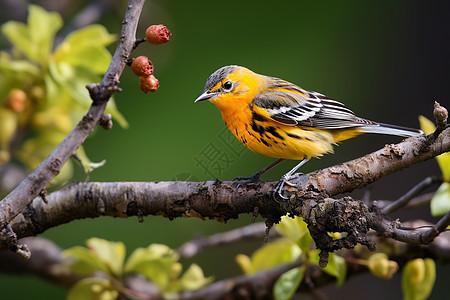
xmin=62 ymin=246 xmax=109 ymax=275
xmin=402 ymin=258 xmax=436 ymax=300
xmin=323 ymin=253 xmax=347 ymax=287
xmin=273 ymin=266 xmax=305 ymax=300
xmin=431 ymin=182 xmax=450 ymax=216
xmin=1 ymin=22 xmax=32 ymax=60
xmin=27 ymin=5 xmax=62 ymax=61
xmin=235 ymin=254 xmax=253 ymax=275
xmin=67 ymin=278 xmax=118 ymax=300
xmin=77 ymin=146 xmax=106 ymax=174
xmin=56 ymin=45 xmax=112 ymax=73
xmin=276 ymin=216 xmax=307 ymax=242
xmin=87 ymin=238 xmax=126 ymax=277
xmin=418 ymin=115 xmax=435 ymax=135
xmin=275 ymin=216 xmax=313 ymax=253
xmin=177 ymin=264 xmax=214 ymax=291
xmin=59 ymin=24 xmax=116 ymax=48
xmin=125 ymin=244 xmax=179 ymax=289
xmin=2 ymin=5 xmax=62 ymax=63
xmin=53 ymin=24 xmax=115 ymax=74
xmin=236 ymin=238 xmax=301 ymax=274
xmin=309 ymin=252 xmax=347 ymax=287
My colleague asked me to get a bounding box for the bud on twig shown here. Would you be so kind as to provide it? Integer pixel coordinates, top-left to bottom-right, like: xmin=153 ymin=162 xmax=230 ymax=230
xmin=146 ymin=25 xmax=172 ymax=45
xmin=131 ymin=56 xmax=154 ymax=77
xmin=139 ymin=75 xmax=159 ymax=93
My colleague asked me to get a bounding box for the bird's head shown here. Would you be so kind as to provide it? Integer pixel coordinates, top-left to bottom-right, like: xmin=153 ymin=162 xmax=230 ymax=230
xmin=195 ymin=65 xmax=262 ymax=111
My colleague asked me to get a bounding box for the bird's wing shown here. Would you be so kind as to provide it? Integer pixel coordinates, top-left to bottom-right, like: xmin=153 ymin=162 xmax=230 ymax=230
xmin=253 ymin=82 xmax=377 ymax=129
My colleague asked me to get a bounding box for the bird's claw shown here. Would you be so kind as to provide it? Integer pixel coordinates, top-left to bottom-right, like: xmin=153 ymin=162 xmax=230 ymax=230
xmin=274 ymin=179 xmax=289 ymax=200
xmin=232 ymin=173 xmax=262 ymax=188
xmin=273 ymin=173 xmax=304 ymax=200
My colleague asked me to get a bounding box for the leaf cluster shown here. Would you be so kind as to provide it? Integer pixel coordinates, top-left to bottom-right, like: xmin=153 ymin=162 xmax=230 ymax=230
xmin=0 ymin=5 xmax=126 ymax=190
xmin=63 ymin=238 xmax=213 ymax=299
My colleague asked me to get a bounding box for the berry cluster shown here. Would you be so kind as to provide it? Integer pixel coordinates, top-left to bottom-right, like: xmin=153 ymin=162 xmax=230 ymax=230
xmin=131 ymin=25 xmax=172 ymax=93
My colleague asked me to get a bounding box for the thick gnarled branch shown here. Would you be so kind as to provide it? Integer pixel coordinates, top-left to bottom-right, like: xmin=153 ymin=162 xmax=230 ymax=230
xmin=4 ymin=127 xmax=449 ymax=249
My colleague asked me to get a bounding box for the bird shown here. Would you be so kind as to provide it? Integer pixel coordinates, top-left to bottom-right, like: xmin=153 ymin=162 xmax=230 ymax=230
xmin=195 ymin=65 xmax=423 ymax=199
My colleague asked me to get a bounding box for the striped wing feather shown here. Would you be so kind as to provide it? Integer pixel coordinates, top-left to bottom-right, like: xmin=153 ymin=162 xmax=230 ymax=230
xmin=253 ymin=80 xmax=377 ymax=129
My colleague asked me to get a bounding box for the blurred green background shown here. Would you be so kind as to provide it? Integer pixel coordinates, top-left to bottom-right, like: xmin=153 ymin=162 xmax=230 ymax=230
xmin=1 ymin=0 xmax=449 ymax=299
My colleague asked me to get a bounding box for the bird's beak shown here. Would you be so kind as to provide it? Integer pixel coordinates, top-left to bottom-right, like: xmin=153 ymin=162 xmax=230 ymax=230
xmin=194 ymin=90 xmax=218 ymax=103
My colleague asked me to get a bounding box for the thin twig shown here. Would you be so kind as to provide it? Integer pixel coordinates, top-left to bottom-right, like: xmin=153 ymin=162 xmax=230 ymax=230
xmin=176 ymin=222 xmax=276 ymax=259
xmin=421 ymin=211 xmax=450 ymax=243
xmin=375 ymin=192 xmax=435 ymax=210
xmin=382 ymin=176 xmax=441 ymax=214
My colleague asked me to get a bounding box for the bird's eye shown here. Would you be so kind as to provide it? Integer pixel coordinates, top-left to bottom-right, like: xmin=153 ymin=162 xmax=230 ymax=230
xmin=223 ymin=80 xmax=233 ymax=91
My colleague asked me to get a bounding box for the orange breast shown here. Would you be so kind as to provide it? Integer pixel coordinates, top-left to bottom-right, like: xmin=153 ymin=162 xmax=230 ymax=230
xmin=220 ymin=107 xmax=350 ymax=160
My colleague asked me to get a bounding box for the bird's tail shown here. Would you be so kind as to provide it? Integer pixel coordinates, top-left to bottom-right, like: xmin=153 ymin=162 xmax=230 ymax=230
xmin=359 ymin=122 xmax=423 ymax=137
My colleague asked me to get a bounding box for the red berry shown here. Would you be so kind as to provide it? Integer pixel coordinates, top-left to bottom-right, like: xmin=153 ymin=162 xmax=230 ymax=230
xmin=146 ymin=25 xmax=172 ymax=45
xmin=139 ymin=75 xmax=159 ymax=93
xmin=131 ymin=56 xmax=153 ymax=77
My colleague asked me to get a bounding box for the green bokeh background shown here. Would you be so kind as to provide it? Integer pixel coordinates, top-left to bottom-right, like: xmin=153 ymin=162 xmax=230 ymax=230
xmin=1 ymin=0 xmax=449 ymax=299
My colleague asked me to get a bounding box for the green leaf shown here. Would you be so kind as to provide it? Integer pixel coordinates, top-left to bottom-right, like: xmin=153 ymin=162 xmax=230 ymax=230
xmin=323 ymin=253 xmax=347 ymax=287
xmin=418 ymin=115 xmax=435 ymax=135
xmin=87 ymin=238 xmax=126 ymax=277
xmin=276 ymin=215 xmax=308 ymax=242
xmin=273 ymin=266 xmax=305 ymax=300
xmin=77 ymin=146 xmax=106 ymax=174
xmin=431 ymin=182 xmax=450 ymax=216
xmin=275 ymin=216 xmax=313 ymax=253
xmin=309 ymin=252 xmax=347 ymax=287
xmin=0 ymin=55 xmax=40 ymax=102
xmin=67 ymin=278 xmax=118 ymax=300
xmin=1 ymin=22 xmax=32 ymax=60
xmin=47 ymin=61 xmax=128 ymax=129
xmin=53 ymin=24 xmax=115 ymax=74
xmin=59 ymin=24 xmax=116 ymax=48
xmin=176 ymin=264 xmax=214 ymax=291
xmin=236 ymin=238 xmax=301 ymax=274
xmin=28 ymin=5 xmax=62 ymax=60
xmin=402 ymin=258 xmax=436 ymax=300
xmin=2 ymin=5 xmax=62 ymax=63
xmin=56 ymin=45 xmax=112 ymax=74
xmin=124 ymin=244 xmax=180 ymax=289
xmin=62 ymin=246 xmax=109 ymax=275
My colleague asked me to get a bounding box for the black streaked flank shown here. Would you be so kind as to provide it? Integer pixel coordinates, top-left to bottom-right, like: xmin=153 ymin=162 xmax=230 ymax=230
xmin=266 ymin=126 xmax=285 ymax=140
xmin=286 ymin=132 xmax=302 ymax=139
xmin=286 ymin=132 xmax=313 ymax=141
xmin=260 ymin=138 xmax=270 ymax=147
xmin=251 ymin=120 xmax=266 ymax=136
xmin=252 ymin=111 xmax=266 ymax=122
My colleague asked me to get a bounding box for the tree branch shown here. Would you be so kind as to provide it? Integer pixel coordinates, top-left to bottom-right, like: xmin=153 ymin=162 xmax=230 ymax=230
xmin=3 ymin=126 xmax=448 ymax=251
xmin=0 ymin=0 xmax=146 ymax=231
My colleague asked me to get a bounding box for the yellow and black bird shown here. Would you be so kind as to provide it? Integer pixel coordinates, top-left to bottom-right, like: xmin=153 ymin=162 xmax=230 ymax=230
xmin=195 ymin=65 xmax=423 ymax=198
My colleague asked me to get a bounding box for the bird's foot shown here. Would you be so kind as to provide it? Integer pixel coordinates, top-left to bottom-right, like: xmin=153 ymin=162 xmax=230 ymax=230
xmin=273 ymin=173 xmax=303 ymax=200
xmin=232 ymin=172 xmax=263 ymax=188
